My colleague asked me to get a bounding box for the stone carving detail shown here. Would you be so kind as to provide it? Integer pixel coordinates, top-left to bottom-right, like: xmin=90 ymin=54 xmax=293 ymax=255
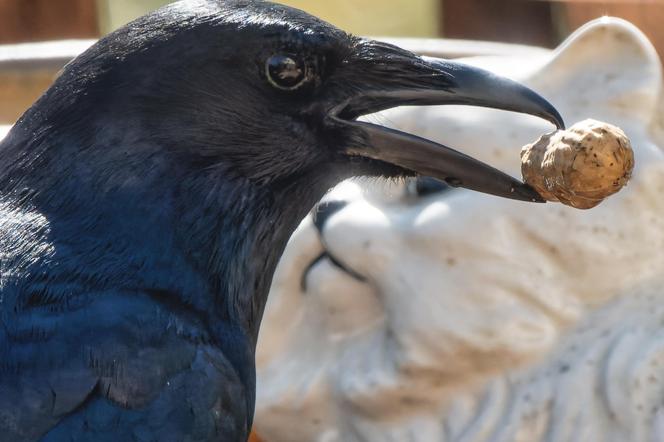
xmin=256 ymin=18 xmax=664 ymax=442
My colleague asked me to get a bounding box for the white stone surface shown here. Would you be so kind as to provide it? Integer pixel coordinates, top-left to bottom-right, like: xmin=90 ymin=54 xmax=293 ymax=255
xmin=256 ymin=18 xmax=664 ymax=442
xmin=377 ymin=37 xmax=550 ymax=59
xmin=0 ymin=39 xmax=94 ymax=67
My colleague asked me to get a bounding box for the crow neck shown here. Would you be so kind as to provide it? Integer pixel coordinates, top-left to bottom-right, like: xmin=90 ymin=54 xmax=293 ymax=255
xmin=175 ymin=165 xmax=337 ymax=346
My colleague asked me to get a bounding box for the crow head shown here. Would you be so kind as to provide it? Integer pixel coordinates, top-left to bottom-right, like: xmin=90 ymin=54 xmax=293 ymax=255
xmin=1 ymin=0 xmax=563 ymax=341
xmin=18 ymin=0 xmax=562 ymax=197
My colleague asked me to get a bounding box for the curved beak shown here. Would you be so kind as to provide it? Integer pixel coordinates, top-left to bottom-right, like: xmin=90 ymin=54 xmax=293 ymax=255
xmin=329 ymin=41 xmax=564 ymax=202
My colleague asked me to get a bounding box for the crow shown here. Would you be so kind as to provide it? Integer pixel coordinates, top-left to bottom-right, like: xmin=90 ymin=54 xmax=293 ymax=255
xmin=0 ymin=0 xmax=563 ymax=440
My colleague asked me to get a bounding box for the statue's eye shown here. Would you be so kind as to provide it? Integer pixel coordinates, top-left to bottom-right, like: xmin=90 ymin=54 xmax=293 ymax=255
xmin=408 ymin=176 xmax=452 ymax=198
xmin=266 ymin=54 xmax=308 ymax=90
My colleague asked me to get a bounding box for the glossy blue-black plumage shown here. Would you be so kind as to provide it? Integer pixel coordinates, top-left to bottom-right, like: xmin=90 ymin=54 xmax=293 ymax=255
xmin=0 ymin=1 xmax=383 ymax=440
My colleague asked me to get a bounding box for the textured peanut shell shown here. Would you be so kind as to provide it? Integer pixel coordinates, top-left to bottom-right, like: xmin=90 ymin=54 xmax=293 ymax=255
xmin=521 ymin=119 xmax=634 ymax=209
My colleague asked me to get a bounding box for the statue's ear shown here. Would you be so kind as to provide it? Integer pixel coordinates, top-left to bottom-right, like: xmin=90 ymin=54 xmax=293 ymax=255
xmin=529 ymin=17 xmax=662 ymax=127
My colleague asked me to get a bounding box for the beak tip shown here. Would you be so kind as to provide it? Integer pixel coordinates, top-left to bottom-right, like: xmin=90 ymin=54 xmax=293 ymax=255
xmin=532 ymin=93 xmax=564 ymax=130
xmin=512 ymin=182 xmax=547 ymax=203
xmin=549 ymin=110 xmax=565 ymax=130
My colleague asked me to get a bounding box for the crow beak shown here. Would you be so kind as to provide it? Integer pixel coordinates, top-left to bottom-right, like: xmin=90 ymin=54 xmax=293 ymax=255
xmin=328 ymin=41 xmax=564 ymax=202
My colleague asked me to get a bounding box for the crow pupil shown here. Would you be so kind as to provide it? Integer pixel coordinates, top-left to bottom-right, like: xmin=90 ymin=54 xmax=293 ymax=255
xmin=267 ymin=55 xmax=305 ymax=89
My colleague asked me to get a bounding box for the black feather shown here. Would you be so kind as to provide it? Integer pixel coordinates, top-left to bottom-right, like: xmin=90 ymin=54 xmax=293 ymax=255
xmin=0 ymin=1 xmax=413 ymax=440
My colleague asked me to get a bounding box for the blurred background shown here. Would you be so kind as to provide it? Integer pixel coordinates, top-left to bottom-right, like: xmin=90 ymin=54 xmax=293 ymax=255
xmin=1 ymin=0 xmax=664 ymax=125
xmin=2 ymin=0 xmax=664 ymax=47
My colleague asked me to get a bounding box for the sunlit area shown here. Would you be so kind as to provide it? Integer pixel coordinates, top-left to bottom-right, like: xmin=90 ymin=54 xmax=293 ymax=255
xmin=0 ymin=1 xmax=663 ymax=441
xmin=99 ymin=0 xmax=441 ymax=37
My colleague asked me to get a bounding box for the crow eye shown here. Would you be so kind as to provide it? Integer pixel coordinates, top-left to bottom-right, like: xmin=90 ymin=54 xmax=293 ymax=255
xmin=266 ymin=54 xmax=308 ymax=90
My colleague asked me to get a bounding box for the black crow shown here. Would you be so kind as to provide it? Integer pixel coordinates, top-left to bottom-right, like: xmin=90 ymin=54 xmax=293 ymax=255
xmin=0 ymin=0 xmax=563 ymax=440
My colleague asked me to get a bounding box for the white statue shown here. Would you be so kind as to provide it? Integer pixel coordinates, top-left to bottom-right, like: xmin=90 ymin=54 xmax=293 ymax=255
xmin=255 ymin=18 xmax=664 ymax=442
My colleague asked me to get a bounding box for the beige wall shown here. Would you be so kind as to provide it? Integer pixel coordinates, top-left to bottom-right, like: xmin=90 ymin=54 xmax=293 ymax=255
xmin=97 ymin=0 xmax=440 ymax=37
xmin=96 ymin=0 xmax=172 ymax=34
xmin=275 ymin=0 xmax=440 ymax=37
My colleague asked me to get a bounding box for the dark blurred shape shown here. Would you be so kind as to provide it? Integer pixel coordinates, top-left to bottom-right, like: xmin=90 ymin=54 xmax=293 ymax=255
xmin=313 ymin=200 xmax=348 ymax=233
xmin=414 ymin=176 xmax=451 ymax=197
xmin=442 ymin=0 xmax=556 ymax=47
xmin=0 ymin=0 xmax=99 ymax=44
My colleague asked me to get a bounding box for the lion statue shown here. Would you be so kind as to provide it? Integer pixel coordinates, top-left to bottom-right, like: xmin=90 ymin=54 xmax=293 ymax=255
xmin=255 ymin=18 xmax=664 ymax=442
